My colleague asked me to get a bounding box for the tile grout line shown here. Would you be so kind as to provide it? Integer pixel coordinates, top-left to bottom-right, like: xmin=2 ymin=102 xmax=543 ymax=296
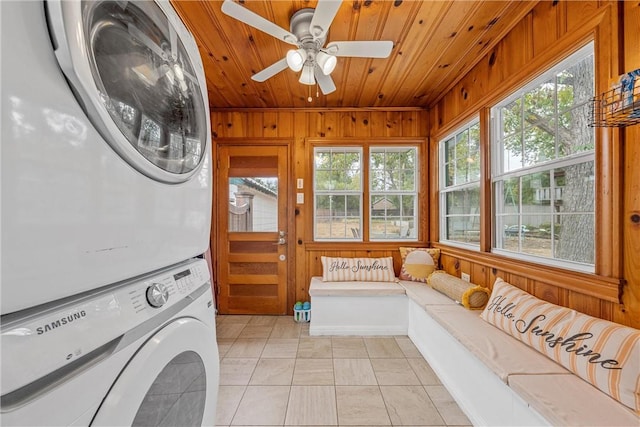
xmin=216 ymin=316 xmax=467 ymax=426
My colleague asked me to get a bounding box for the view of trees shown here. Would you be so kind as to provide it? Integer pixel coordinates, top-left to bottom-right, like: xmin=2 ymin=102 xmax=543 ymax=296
xmin=495 ymin=45 xmax=595 ymax=266
xmin=442 ymin=122 xmax=481 ymax=243
xmin=314 ymin=147 xmax=418 ymax=239
xmin=314 ymin=148 xmax=362 ymax=239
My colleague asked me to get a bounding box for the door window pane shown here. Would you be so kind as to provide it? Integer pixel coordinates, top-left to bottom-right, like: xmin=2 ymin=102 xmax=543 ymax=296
xmin=229 ymin=177 xmax=278 ymax=232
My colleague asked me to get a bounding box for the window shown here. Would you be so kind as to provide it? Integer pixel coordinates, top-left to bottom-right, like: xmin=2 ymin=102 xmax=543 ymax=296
xmin=314 ymin=147 xmax=362 ymax=240
xmin=313 ymin=145 xmax=419 ymax=241
xmin=439 ymin=119 xmax=481 ymax=247
xmin=370 ymin=147 xmax=418 ymax=240
xmin=491 ymin=42 xmax=595 ymax=272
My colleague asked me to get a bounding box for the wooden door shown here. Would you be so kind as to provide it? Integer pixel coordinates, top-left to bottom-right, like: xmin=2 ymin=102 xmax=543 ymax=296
xmin=216 ymin=145 xmax=289 ymax=314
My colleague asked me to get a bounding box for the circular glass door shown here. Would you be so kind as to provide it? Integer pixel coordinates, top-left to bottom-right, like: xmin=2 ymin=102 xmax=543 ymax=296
xmin=47 ymin=0 xmax=209 ymax=182
xmin=91 ymin=318 xmax=219 ymax=426
xmin=132 ymin=351 xmax=206 ymax=426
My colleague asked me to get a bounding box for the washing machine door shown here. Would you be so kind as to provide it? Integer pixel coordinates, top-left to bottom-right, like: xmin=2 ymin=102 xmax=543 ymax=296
xmin=91 ymin=318 xmax=218 ymax=426
xmin=46 ymin=0 xmax=209 ymax=183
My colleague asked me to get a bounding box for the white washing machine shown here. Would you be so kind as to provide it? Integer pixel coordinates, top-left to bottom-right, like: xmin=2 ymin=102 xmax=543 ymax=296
xmin=0 ymin=258 xmax=219 ymax=426
xmin=1 ymin=0 xmax=212 ymax=314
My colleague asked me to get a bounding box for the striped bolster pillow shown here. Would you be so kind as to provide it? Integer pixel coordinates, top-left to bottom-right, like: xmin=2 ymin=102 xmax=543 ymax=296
xmin=481 ymin=278 xmax=640 ymax=413
xmin=321 ymin=256 xmax=396 ymax=282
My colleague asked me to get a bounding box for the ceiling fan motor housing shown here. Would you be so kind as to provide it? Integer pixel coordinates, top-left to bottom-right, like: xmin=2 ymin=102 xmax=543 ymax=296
xmin=290 ymin=8 xmax=327 ymax=56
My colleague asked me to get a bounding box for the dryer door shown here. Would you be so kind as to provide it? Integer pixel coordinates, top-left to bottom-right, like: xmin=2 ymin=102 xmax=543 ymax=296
xmin=46 ymin=0 xmax=209 ymax=183
xmin=91 ymin=317 xmax=220 ymax=427
xmin=91 ymin=317 xmax=219 ymax=426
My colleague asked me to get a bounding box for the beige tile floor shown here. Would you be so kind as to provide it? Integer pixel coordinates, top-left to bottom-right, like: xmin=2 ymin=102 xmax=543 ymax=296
xmin=215 ymin=315 xmax=471 ymax=427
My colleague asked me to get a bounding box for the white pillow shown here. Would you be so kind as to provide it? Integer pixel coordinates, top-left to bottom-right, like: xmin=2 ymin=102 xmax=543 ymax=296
xmin=321 ymin=256 xmax=396 ymax=282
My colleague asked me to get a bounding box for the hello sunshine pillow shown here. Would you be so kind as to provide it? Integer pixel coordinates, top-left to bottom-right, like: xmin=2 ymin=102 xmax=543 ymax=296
xmin=321 ymin=256 xmax=396 ymax=282
xmin=481 ymin=278 xmax=640 ymax=413
xmin=398 ymin=247 xmax=440 ymax=282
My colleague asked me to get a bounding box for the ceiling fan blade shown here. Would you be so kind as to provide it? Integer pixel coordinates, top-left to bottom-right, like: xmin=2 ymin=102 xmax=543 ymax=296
xmin=251 ymin=57 xmax=289 ymax=82
xmin=309 ymin=0 xmax=342 ymax=40
xmin=128 ymin=23 xmax=165 ymax=58
xmin=314 ymin=65 xmax=336 ymax=95
xmin=221 ymin=0 xmax=299 ymax=46
xmin=325 ymin=40 xmax=393 ymax=58
xmin=181 ymin=69 xmax=199 ymax=85
xmin=169 ymin=26 xmax=178 ymax=61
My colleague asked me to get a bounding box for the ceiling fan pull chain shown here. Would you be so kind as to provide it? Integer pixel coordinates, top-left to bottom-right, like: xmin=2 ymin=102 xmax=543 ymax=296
xmin=308 ymin=84 xmax=312 ymax=103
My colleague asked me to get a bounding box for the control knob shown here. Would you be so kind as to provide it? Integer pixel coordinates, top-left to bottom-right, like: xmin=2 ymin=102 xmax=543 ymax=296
xmin=146 ymin=283 xmax=169 ymax=308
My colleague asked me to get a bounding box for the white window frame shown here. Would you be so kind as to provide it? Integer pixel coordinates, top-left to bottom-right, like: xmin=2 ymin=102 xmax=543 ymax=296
xmin=369 ymin=146 xmax=419 ymax=242
xmin=439 ymin=118 xmax=481 ymax=249
xmin=491 ymin=42 xmax=595 ymax=273
xmin=313 ymin=146 xmax=363 ymax=241
xmin=313 ymin=144 xmax=420 ymax=242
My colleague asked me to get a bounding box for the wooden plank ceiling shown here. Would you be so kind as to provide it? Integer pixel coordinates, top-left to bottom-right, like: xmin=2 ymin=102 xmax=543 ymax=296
xmin=172 ymin=0 xmax=538 ymax=109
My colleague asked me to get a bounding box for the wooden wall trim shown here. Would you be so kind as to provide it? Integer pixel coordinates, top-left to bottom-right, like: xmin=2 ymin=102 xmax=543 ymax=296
xmin=479 ymin=107 xmax=492 ymax=253
xmin=433 ymin=243 xmax=621 ymax=303
xmin=211 ymin=107 xmax=428 ymax=113
xmin=620 ymin=0 xmax=640 ymax=327
xmin=305 ymin=242 xmax=429 ymax=251
xmin=213 ymin=137 xmax=292 ymax=144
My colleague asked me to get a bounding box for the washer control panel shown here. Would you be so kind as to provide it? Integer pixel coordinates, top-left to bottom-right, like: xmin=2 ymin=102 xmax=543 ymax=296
xmin=1 ymin=259 xmax=210 ymax=399
xmin=146 ymin=283 xmax=170 ymax=308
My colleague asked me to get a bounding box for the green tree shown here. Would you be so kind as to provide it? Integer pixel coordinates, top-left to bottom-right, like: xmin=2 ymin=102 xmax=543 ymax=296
xmin=500 ymin=51 xmax=594 ymax=264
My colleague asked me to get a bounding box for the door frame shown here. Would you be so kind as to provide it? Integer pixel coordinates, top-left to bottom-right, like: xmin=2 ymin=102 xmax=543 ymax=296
xmin=212 ymin=138 xmax=296 ymax=315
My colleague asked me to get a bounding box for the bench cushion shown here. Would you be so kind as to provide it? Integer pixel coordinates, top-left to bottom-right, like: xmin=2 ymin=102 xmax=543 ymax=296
xmin=309 ymin=276 xmax=406 ymax=296
xmin=481 ymin=278 xmax=640 ymax=412
xmin=424 ymin=305 xmax=569 ymax=382
xmin=509 ymin=374 xmax=640 ymax=426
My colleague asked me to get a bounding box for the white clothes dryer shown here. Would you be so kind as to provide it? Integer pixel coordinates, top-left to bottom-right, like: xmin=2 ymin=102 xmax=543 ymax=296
xmin=1 ymin=0 xmax=212 ymax=314
xmin=0 ymin=258 xmax=219 ymax=426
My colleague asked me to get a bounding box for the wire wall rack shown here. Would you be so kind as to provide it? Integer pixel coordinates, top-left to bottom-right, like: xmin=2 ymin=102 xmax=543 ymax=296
xmin=589 ymin=83 xmax=640 ymax=127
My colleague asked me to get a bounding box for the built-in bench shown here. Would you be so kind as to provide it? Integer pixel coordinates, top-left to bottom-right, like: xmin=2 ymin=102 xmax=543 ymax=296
xmin=308 ymin=277 xmax=408 ymax=336
xmin=309 ymin=276 xmax=640 ymax=426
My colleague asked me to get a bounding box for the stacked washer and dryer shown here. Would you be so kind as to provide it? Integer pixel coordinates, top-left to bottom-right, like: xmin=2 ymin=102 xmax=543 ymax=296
xmin=1 ymin=1 xmax=219 ymax=425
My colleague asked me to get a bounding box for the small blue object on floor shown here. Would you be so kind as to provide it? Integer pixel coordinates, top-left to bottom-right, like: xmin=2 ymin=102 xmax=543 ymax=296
xmin=293 ymin=301 xmax=311 ymax=322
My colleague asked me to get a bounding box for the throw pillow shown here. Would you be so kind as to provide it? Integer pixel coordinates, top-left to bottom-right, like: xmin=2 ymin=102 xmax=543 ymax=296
xmin=398 ymin=247 xmax=440 ymax=282
xmin=428 ymin=271 xmax=490 ymax=309
xmin=321 ymin=256 xmax=396 ymax=282
xmin=481 ymin=278 xmax=640 ymax=413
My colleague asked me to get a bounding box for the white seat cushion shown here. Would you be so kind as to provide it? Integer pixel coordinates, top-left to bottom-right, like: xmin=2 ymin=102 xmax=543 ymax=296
xmin=309 ymin=276 xmax=406 ymax=296
xmin=509 ymin=374 xmax=640 ymax=426
xmin=424 ymin=305 xmax=569 ymax=382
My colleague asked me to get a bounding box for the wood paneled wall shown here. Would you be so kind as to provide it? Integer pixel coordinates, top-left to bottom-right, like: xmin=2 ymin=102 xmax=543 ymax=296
xmin=211 ymin=109 xmax=429 ymax=310
xmin=210 ymin=1 xmax=639 ymax=329
xmin=429 ymin=0 xmax=639 ymax=328
xmin=622 ymin=1 xmax=640 ymax=328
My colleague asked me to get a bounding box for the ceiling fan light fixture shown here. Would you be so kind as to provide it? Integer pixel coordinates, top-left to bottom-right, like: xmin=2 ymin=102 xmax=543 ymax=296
xmin=286 ymin=48 xmax=306 ymax=72
xmin=299 ymin=64 xmax=315 ymax=85
xmin=316 ymin=51 xmax=337 ymax=75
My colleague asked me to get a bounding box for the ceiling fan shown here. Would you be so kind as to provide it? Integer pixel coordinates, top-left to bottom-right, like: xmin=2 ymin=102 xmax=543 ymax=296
xmin=221 ymin=0 xmax=393 ymax=96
